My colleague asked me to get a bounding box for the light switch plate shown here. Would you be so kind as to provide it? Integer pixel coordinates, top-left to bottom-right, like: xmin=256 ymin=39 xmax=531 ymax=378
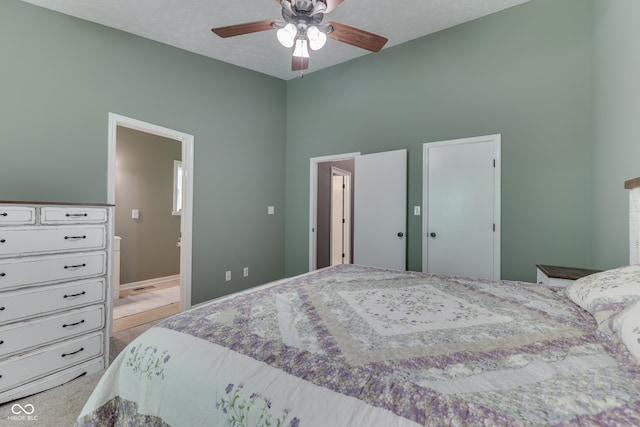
xmin=414 ymin=206 xmax=421 ymax=216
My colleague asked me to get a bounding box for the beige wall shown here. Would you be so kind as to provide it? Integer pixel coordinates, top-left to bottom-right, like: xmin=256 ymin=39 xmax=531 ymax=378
xmin=115 ymin=126 xmax=181 ymax=284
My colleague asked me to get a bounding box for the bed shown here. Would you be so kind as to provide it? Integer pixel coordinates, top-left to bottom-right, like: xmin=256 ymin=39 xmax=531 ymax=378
xmin=76 ymin=179 xmax=640 ymax=427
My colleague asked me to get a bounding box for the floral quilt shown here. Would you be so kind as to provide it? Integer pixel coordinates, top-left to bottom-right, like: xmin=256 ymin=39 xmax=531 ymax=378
xmin=76 ymin=264 xmax=640 ymax=426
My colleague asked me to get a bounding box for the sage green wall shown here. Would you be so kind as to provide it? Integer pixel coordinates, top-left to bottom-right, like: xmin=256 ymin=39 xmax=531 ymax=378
xmin=0 ymin=1 xmax=286 ymax=304
xmin=591 ymin=0 xmax=640 ymax=269
xmin=115 ymin=127 xmax=181 ymax=285
xmin=284 ymin=0 xmax=592 ymax=281
xmin=4 ymin=0 xmax=628 ymax=298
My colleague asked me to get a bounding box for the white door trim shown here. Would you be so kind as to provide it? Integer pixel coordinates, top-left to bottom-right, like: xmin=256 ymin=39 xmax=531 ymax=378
xmin=422 ymin=134 xmax=501 ymax=279
xmin=309 ymin=152 xmax=360 ymax=271
xmin=107 ymin=113 xmax=194 ymax=311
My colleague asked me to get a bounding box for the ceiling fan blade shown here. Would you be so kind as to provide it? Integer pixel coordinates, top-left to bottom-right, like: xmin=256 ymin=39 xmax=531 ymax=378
xmin=326 ymin=21 xmax=388 ymax=52
xmin=292 ymin=56 xmax=309 ymax=71
xmin=212 ymin=20 xmax=276 ymax=38
xmin=324 ymin=0 xmax=344 ymax=13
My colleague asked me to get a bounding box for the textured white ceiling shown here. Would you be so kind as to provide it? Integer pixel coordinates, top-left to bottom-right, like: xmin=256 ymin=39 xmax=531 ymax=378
xmin=21 ymin=0 xmax=529 ymax=81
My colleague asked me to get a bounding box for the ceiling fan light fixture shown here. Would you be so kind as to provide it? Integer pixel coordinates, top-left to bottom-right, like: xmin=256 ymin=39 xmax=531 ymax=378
xmin=276 ymin=23 xmax=297 ymax=48
xmin=292 ymin=38 xmax=310 ymax=58
xmin=307 ymin=26 xmax=327 ymax=50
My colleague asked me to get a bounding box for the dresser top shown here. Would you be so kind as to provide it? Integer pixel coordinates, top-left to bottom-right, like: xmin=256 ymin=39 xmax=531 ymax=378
xmin=626 ymin=177 xmax=640 ymax=190
xmin=537 ymin=264 xmax=601 ymax=280
xmin=0 ymin=201 xmax=113 ymax=207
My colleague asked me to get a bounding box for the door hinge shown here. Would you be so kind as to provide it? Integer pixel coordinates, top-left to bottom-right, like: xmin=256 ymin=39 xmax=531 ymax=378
xmin=493 ymin=223 xmax=496 ymax=232
xmin=493 ymin=159 xmax=496 ymax=168
xmin=342 ymin=219 xmax=345 ymax=224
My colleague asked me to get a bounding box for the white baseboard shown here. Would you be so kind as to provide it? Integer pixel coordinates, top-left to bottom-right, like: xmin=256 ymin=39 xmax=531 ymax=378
xmin=120 ymin=274 xmax=180 ymax=291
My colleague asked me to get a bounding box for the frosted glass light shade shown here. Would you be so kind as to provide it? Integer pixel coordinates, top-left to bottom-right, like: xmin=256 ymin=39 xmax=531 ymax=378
xmin=276 ymin=23 xmax=296 ymax=48
xmin=307 ymin=26 xmax=327 ymax=50
xmin=292 ymin=38 xmax=310 ymax=58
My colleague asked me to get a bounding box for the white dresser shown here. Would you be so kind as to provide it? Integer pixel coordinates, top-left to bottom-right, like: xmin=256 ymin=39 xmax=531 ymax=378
xmin=0 ymin=201 xmax=113 ymax=403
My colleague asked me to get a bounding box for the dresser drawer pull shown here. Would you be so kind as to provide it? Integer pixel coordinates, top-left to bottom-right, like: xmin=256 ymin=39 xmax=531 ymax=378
xmin=65 ymin=213 xmax=88 ymax=218
xmin=0 ymin=212 xmax=7 ymax=217
xmin=64 ymin=263 xmax=87 ymax=269
xmin=61 ymin=347 xmax=84 ymax=358
xmin=64 ymin=291 xmax=87 ymax=299
xmin=64 ymin=235 xmax=87 ymax=240
xmin=73 ymin=371 xmax=88 ymax=381
xmin=0 ymin=239 xmax=5 ymax=243
xmin=62 ymin=319 xmax=85 ymax=328
xmin=0 ymin=340 xmax=4 ymax=345
xmin=0 ymin=273 xmax=5 ymax=277
xmin=0 ymin=306 xmax=4 ymax=311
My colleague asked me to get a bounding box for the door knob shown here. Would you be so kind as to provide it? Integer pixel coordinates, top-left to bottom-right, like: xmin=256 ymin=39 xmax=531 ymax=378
xmin=397 ymin=232 xmax=404 ymax=238
xmin=430 ymin=232 xmax=436 ymax=238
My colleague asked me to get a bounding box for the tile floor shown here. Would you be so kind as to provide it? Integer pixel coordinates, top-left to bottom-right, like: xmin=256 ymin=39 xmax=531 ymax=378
xmin=112 ymin=280 xmax=181 ymax=333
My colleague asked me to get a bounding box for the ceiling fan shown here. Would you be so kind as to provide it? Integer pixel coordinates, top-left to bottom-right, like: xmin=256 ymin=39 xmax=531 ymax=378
xmin=211 ymin=0 xmax=388 ymax=72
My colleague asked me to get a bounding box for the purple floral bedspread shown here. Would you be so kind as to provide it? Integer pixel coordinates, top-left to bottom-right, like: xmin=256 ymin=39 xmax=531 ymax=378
xmin=76 ymin=264 xmax=640 ymax=426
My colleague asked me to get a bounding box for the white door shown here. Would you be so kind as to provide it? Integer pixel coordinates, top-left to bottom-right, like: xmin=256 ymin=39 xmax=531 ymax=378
xmin=331 ymin=168 xmax=351 ymax=265
xmin=423 ymin=135 xmax=500 ymax=279
xmin=354 ymin=149 xmax=407 ymax=270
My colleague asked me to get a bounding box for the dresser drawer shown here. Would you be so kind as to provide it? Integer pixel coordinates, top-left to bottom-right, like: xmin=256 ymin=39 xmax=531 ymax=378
xmin=41 ymin=207 xmax=108 ymax=224
xmin=0 ymin=207 xmax=35 ymax=226
xmin=0 ymin=279 xmax=105 ymax=325
xmin=0 ymin=252 xmax=106 ymax=291
xmin=0 ymin=357 xmax=104 ymax=404
xmin=0 ymin=305 xmax=104 ymax=357
xmin=0 ymin=226 xmax=105 ymax=257
xmin=0 ymin=332 xmax=102 ymax=393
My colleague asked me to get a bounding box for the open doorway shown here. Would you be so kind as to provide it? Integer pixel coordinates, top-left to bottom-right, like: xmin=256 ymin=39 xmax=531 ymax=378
xmin=107 ymin=113 xmax=194 ymax=333
xmin=310 ymin=150 xmax=407 ymax=271
xmin=310 ymin=154 xmax=358 ymax=270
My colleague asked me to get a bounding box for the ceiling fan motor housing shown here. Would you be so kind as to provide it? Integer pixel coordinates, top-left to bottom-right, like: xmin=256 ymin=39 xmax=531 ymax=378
xmin=293 ymin=0 xmax=315 ymax=12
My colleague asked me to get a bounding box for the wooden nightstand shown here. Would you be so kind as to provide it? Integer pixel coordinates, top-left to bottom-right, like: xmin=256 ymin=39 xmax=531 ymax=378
xmin=536 ymin=264 xmax=601 ymax=288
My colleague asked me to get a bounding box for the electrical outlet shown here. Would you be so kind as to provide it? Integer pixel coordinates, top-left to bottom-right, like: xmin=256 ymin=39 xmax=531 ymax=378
xmin=243 ymin=267 xmax=249 ymax=277
xmin=225 ymin=271 xmax=231 ymax=281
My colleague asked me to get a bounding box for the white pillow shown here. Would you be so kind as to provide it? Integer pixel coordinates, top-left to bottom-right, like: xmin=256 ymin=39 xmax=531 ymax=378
xmin=566 ymin=264 xmax=640 ymax=313
xmin=566 ymin=264 xmax=640 ymax=361
xmin=616 ymin=299 xmax=640 ymax=362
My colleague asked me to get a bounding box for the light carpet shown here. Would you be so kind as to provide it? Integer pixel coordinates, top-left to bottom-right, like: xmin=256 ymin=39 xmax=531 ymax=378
xmin=113 ymin=285 xmax=180 ymax=319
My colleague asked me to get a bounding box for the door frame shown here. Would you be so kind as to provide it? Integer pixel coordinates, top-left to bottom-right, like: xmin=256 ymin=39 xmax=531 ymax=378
xmin=422 ymin=134 xmax=501 ymax=278
xmin=330 ymin=167 xmax=352 ymax=265
xmin=309 ymin=152 xmax=360 ymax=271
xmin=107 ymin=113 xmax=194 ymax=311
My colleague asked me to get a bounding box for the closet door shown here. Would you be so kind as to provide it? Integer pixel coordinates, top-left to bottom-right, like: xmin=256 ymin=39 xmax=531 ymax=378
xmin=423 ymin=135 xmax=501 ymax=279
